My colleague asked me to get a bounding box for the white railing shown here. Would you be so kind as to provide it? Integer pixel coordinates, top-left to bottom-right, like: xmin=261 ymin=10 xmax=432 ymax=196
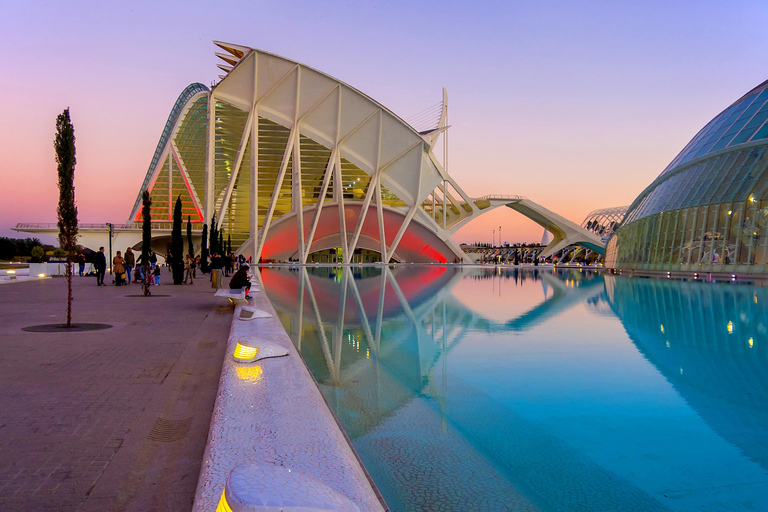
xmin=15 ymin=223 xmax=133 ymax=230
xmin=15 ymin=222 xmax=205 ymax=231
xmin=477 ymin=194 xmax=526 ymax=201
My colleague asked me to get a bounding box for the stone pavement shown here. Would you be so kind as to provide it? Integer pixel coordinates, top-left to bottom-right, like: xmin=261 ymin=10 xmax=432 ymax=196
xmin=0 ymin=274 xmax=232 ymax=511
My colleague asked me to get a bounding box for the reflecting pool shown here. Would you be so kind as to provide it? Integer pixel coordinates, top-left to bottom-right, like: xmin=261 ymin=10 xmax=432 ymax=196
xmin=259 ymin=265 xmax=768 ymax=512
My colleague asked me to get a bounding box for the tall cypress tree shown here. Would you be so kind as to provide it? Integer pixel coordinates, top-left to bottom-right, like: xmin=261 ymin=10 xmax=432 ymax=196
xmin=186 ymin=216 xmax=193 ymax=257
xmin=141 ymin=191 xmax=152 ymax=296
xmin=171 ymin=196 xmax=184 ymax=284
xmin=227 ymin=234 xmax=232 ymax=255
xmin=55 ymin=108 xmax=78 ymax=328
xmin=209 ymin=212 xmax=218 ymax=255
xmin=201 ymin=224 xmax=209 ymax=273
xmin=219 ymin=230 xmax=224 ymax=257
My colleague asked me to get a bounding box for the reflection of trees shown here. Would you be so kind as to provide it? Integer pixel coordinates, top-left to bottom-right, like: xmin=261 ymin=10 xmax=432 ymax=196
xmin=607 ymin=275 xmax=768 ymax=471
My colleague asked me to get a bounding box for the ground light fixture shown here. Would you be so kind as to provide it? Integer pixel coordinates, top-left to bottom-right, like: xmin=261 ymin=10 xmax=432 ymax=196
xmin=7 ymin=270 xmax=16 ymax=280
xmin=216 ymin=463 xmax=360 ymax=512
xmin=38 ymin=273 xmax=45 ymax=278
xmin=233 ymin=342 xmax=258 ymax=362
xmin=230 ymin=337 xmax=289 ymax=364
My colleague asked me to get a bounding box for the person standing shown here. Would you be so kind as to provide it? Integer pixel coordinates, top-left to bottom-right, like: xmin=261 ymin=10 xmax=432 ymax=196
xmin=153 ymin=264 xmax=161 ymax=285
xmin=193 ymin=255 xmax=200 ymax=278
xmin=113 ymin=251 xmax=126 ymax=286
xmin=149 ymin=251 xmax=158 ymax=271
xmin=94 ymin=247 xmax=106 ymax=286
xmin=77 ymin=253 xmax=86 ymax=276
xmin=124 ymin=247 xmax=135 ymax=284
xmin=184 ymin=254 xmax=194 ymax=284
xmin=135 ymin=251 xmax=145 ymax=282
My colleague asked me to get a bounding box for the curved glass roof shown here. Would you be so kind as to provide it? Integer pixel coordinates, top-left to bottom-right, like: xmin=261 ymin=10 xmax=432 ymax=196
xmin=130 ymin=82 xmax=209 ymax=220
xmin=662 ymin=79 xmax=768 ymax=176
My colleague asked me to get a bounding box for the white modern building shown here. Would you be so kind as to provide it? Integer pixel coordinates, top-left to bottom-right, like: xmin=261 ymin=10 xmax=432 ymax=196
xmin=17 ymin=42 xmax=603 ymax=263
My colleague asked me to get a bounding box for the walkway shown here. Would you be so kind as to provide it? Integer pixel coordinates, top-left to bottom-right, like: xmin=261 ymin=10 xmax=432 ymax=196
xmin=0 ymin=275 xmax=231 ymax=511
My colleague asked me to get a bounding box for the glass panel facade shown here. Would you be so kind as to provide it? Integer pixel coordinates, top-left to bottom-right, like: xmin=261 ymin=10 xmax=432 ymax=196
xmin=660 ymin=81 xmax=768 ymax=175
xmin=608 ymin=144 xmax=768 ymax=273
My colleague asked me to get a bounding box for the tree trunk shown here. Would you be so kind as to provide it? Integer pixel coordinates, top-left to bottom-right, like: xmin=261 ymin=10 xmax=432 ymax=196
xmin=66 ymin=258 xmax=73 ymax=327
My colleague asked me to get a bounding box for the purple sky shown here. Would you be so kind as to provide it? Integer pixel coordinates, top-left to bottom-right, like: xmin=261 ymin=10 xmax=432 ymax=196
xmin=2 ymin=0 xmax=768 ymax=245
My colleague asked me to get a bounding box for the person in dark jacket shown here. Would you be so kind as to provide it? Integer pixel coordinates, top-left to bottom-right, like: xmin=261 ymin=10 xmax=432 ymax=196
xmin=229 ymin=264 xmax=252 ymax=298
xmin=210 ymin=252 xmax=222 ymax=271
xmin=77 ymin=253 xmax=86 ymax=276
xmin=124 ymin=247 xmax=135 ymax=284
xmin=94 ymin=247 xmax=107 ymax=286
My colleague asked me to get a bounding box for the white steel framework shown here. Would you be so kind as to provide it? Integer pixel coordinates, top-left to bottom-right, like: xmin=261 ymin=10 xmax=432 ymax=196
xmin=117 ymin=42 xmax=604 ymax=261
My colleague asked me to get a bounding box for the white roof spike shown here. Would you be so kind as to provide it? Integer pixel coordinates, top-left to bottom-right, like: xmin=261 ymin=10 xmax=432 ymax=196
xmin=213 ymin=40 xmax=252 ymax=59
xmin=439 ymin=87 xmax=448 ymax=129
xmin=215 ymin=52 xmax=241 ymax=67
xmin=420 ymin=88 xmax=449 ymax=148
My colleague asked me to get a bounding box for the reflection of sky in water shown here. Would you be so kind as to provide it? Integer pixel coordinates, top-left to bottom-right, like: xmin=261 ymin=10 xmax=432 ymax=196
xmin=260 ymin=266 xmax=768 ymax=512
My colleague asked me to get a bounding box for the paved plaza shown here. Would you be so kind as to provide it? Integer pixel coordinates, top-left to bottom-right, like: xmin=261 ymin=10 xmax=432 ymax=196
xmin=0 ymin=274 xmax=231 ymax=511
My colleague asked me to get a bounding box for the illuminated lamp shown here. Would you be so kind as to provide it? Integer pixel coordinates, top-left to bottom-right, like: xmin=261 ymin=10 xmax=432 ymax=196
xmin=230 ymin=338 xmax=289 ymax=364
xmin=38 ymin=273 xmax=46 ymax=278
xmin=7 ymin=270 xmax=16 ymax=279
xmin=233 ymin=343 xmax=258 ymax=362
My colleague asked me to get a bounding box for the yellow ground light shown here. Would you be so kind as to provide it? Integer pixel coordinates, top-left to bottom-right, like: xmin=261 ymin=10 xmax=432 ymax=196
xmin=216 ymin=489 xmax=233 ymax=512
xmin=233 ymin=343 xmax=257 ymax=360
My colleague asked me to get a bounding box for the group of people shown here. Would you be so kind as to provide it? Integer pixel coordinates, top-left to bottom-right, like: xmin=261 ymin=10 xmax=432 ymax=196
xmin=92 ymin=247 xmax=160 ymax=286
xmin=89 ymin=246 xmax=251 ymax=289
xmin=207 ymin=252 xmax=244 ymax=276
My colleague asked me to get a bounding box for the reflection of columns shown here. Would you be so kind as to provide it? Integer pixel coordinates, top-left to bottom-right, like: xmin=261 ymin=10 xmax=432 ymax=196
xmin=296 ymin=267 xmax=305 ymax=351
xmin=349 ymin=273 xmax=375 ymax=356
xmin=334 ymin=269 xmax=351 ymax=376
xmin=303 ymin=268 xmax=337 ymax=384
xmin=441 ymin=299 xmax=448 ymax=435
xmin=375 ymin=267 xmax=387 ymax=350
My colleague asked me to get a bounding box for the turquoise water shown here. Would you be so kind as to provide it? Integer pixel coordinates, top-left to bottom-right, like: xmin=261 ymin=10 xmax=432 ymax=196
xmin=261 ymin=265 xmax=768 ymax=512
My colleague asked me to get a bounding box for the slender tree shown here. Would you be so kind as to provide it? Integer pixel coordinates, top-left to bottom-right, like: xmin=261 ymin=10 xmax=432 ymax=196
xmin=209 ymin=213 xmax=218 ymax=255
xmin=227 ymin=234 xmax=232 ymax=255
xmin=186 ymin=215 xmax=193 ymax=257
xmin=219 ymin=230 xmax=224 ymax=258
xmin=141 ymin=191 xmax=152 ymax=296
xmin=171 ymin=196 xmax=184 ymax=284
xmin=55 ymin=108 xmax=78 ymax=328
xmin=201 ymin=224 xmax=209 ymax=273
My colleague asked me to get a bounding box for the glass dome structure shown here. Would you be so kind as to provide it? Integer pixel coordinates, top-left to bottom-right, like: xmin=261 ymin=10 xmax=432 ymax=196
xmin=607 ymin=79 xmax=768 ymax=273
xmin=581 ymin=206 xmax=628 ymax=240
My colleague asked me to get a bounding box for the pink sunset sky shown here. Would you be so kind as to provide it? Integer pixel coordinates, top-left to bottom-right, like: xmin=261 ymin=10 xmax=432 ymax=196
xmin=2 ymin=0 xmax=768 ymax=246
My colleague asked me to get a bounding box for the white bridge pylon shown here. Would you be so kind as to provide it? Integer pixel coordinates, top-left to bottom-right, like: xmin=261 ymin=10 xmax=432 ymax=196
xmin=473 ymin=195 xmax=606 ymax=258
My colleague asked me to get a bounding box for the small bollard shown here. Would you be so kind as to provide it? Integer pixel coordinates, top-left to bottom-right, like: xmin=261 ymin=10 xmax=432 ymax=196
xmin=211 ymin=269 xmax=222 ymax=289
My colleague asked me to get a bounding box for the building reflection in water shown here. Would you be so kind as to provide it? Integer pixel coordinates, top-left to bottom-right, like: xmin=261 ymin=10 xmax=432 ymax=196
xmin=258 ymin=265 xmax=768 ymax=511
xmin=260 ymin=266 xmax=603 ymax=440
xmin=606 ymin=274 xmax=768 ymax=471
